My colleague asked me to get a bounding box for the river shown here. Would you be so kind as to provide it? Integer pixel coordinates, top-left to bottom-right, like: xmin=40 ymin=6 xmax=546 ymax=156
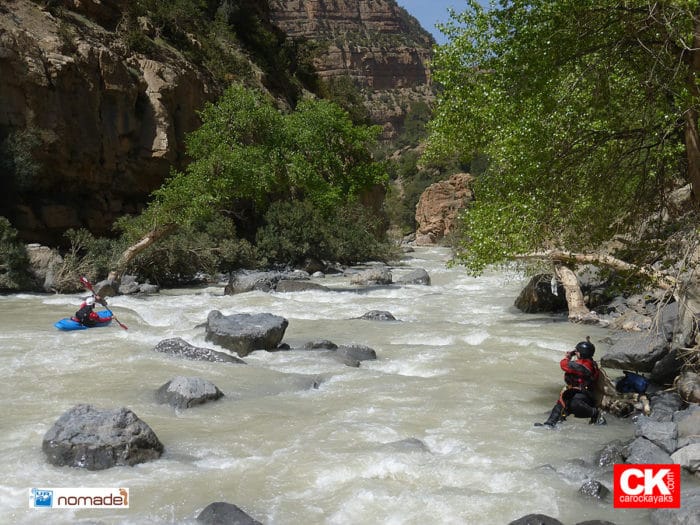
xmin=0 ymin=247 xmax=655 ymax=524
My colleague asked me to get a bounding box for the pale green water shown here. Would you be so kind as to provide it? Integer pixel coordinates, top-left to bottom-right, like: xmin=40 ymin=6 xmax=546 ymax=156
xmin=0 ymin=247 xmax=660 ymax=524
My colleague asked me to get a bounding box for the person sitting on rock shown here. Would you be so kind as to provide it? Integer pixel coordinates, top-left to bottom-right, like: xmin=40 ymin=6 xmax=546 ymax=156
xmin=74 ymin=295 xmax=107 ymax=327
xmin=538 ymin=337 xmax=606 ymax=427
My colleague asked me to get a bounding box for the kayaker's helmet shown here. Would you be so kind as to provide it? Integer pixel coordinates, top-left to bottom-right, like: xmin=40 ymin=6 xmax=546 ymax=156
xmin=575 ymin=340 xmax=595 ymax=359
xmin=85 ymin=296 xmax=95 ymax=306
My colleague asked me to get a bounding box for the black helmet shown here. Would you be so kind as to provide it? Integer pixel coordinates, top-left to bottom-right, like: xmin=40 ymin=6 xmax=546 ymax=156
xmin=576 ymin=340 xmax=595 ymax=359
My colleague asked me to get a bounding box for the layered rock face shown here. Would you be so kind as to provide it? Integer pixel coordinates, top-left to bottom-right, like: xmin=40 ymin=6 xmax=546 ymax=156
xmin=0 ymin=0 xmax=434 ymax=244
xmin=415 ymin=173 xmax=474 ymax=245
xmin=0 ymin=0 xmax=214 ymax=243
xmin=269 ymin=0 xmax=434 ymax=136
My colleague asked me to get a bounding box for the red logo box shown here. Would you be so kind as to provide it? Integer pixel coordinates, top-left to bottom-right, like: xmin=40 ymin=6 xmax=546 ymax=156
xmin=614 ymin=464 xmax=681 ymax=508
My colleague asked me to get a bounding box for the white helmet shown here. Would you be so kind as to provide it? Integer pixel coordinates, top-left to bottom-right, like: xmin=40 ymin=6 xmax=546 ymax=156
xmin=86 ymin=296 xmax=95 ymax=306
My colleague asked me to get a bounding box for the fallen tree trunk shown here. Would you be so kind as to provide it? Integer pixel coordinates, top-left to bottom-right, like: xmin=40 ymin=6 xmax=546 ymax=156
xmin=107 ymin=223 xmax=178 ymax=282
xmin=554 ymin=265 xmax=592 ymax=321
xmin=518 ymin=250 xmax=678 ymax=290
xmin=515 ymin=250 xmax=679 ymax=323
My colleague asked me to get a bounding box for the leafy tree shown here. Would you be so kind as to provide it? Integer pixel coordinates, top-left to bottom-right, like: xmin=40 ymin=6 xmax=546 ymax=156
xmin=426 ymin=0 xmax=700 ymax=275
xmin=116 ymin=83 xmax=388 ymax=271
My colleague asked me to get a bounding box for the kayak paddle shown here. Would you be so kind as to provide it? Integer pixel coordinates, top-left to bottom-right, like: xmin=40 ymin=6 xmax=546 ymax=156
xmin=79 ymin=276 xmax=128 ymax=330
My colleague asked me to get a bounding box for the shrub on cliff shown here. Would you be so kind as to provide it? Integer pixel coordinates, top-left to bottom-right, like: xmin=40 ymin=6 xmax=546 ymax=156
xmin=0 ymin=217 xmax=33 ymax=292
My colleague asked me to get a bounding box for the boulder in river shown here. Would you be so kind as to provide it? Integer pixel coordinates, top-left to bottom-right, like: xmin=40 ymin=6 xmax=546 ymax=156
xmin=153 ymin=337 xmax=245 ymax=364
xmin=42 ymin=404 xmax=163 ymax=470
xmin=205 ymin=311 xmax=288 ymax=357
xmin=156 ymin=376 xmax=224 ymax=409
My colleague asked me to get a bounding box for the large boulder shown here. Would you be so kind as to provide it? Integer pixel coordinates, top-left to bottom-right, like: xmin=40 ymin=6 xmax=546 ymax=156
xmin=153 ymin=337 xmax=245 ymax=364
xmin=205 ymin=311 xmax=288 ymax=357
xmin=225 ymin=270 xmax=309 ymax=295
xmin=42 ymin=404 xmax=163 ymax=470
xmin=514 ymin=273 xmax=567 ymax=313
xmin=155 ymin=376 xmax=224 ymax=409
xmin=349 ymin=266 xmax=392 ymax=285
xmin=600 ymin=333 xmax=669 ymax=372
xmin=395 ymin=268 xmax=431 ymax=285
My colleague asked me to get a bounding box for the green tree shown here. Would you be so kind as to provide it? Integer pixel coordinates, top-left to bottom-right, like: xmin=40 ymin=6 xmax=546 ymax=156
xmin=426 ymin=0 xmax=700 ymax=275
xmin=116 ymin=84 xmax=387 ymax=272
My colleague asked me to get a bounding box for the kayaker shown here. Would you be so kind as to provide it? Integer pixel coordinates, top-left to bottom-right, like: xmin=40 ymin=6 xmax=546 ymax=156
xmin=538 ymin=338 xmax=606 ymax=427
xmin=74 ymin=295 xmax=107 ymax=327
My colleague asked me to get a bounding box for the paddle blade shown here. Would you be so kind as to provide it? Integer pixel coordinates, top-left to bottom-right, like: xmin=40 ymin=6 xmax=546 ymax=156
xmin=80 ymin=276 xmax=94 ymax=291
xmin=114 ymin=316 xmax=128 ymax=330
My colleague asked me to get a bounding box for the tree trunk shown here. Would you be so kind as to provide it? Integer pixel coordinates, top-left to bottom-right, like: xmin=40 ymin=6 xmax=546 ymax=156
xmin=554 ymin=264 xmax=592 ymax=321
xmin=684 ymin=8 xmax=700 ymax=208
xmin=519 ymin=250 xmax=677 ymax=290
xmin=107 ymin=223 xmax=177 ymax=282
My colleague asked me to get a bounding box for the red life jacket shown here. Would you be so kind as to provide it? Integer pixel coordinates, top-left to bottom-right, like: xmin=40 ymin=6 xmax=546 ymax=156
xmin=560 ymin=356 xmax=599 ymax=391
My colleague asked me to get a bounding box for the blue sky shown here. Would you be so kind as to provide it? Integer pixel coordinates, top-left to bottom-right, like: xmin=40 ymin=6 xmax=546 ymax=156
xmin=395 ymin=0 xmax=460 ymax=45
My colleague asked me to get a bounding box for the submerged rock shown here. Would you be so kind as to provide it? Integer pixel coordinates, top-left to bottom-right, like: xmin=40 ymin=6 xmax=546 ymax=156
xmin=42 ymin=404 xmax=163 ymax=470
xmin=197 ymin=501 xmax=262 ymax=524
xmin=153 ymin=337 xmax=245 ymax=364
xmin=156 ymin=376 xmax=224 ymax=409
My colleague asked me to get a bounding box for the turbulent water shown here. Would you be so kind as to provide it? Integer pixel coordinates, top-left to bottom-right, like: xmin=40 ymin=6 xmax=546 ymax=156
xmin=0 ymin=247 xmax=657 ymax=524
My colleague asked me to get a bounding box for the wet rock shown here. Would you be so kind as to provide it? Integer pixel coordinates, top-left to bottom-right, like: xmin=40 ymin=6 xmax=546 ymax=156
xmin=204 ymin=311 xmax=288 ymax=357
xmin=674 ymin=405 xmax=700 ymax=449
xmin=350 ymin=266 xmax=392 ymax=285
xmin=336 ymin=344 xmax=377 ymax=366
xmin=600 ymin=333 xmax=669 ymax=372
xmin=196 ymin=501 xmax=262 ymax=524
xmin=648 ymin=392 xmax=684 ymax=422
xmin=623 ymin=437 xmax=673 ymax=464
xmin=380 ymin=438 xmax=429 ymax=453
xmin=274 ymin=279 xmax=328 ymax=292
xmin=225 ymin=270 xmax=309 ymax=294
xmin=671 ymin=443 xmax=700 ymax=473
xmin=156 ymin=376 xmax=224 ymax=409
xmin=42 ymin=404 xmax=163 ymax=470
xmin=514 ymin=274 xmax=567 ymax=313
xmin=596 ymin=440 xmax=626 ymax=467
xmin=395 ymin=268 xmax=430 ymax=285
xmin=304 ymin=340 xmax=338 ymax=350
xmin=358 ymin=310 xmax=397 ymax=321
xmin=508 ymin=515 xmax=563 ymax=525
xmin=578 ymin=480 xmax=610 ymax=500
xmin=651 ymin=490 xmax=700 ymax=524
xmin=153 ymin=337 xmax=245 ymax=364
xmin=677 ymin=371 xmax=700 ymax=403
xmin=634 ymin=415 xmax=678 ymax=454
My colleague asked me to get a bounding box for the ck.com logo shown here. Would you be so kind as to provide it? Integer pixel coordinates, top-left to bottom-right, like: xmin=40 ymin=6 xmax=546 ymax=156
xmin=614 ymin=464 xmax=681 ymax=508
xmin=30 ymin=489 xmax=53 ymax=508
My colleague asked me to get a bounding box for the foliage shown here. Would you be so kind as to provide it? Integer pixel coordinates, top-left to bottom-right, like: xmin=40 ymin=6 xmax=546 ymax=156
xmin=318 ymin=75 xmax=371 ymax=125
xmin=51 ymin=229 xmax=122 ymax=292
xmin=125 ymin=216 xmax=258 ymax=284
xmin=0 ymin=217 xmax=33 ymax=292
xmin=427 ymin=0 xmax=698 ymax=275
xmin=255 ymin=200 xmax=396 ymax=266
xmin=0 ymin=129 xmax=41 ymax=192
xmin=120 ymin=83 xmax=387 ymax=238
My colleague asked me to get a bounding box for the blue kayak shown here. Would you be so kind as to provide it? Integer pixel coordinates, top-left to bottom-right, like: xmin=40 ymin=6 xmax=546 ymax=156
xmin=54 ymin=310 xmax=113 ymax=331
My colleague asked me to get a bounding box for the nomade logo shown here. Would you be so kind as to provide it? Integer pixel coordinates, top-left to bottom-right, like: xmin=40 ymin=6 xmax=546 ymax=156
xmin=613 ymin=464 xmax=680 ymax=508
xmin=30 ymin=487 xmax=129 ymax=509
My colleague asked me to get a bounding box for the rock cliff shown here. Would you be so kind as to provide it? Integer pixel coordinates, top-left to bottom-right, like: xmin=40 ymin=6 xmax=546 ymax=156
xmin=415 ymin=173 xmax=474 ymax=245
xmin=269 ymin=0 xmax=434 ymax=137
xmin=0 ymin=0 xmax=215 ymax=243
xmin=0 ymin=0 xmax=434 ymax=244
